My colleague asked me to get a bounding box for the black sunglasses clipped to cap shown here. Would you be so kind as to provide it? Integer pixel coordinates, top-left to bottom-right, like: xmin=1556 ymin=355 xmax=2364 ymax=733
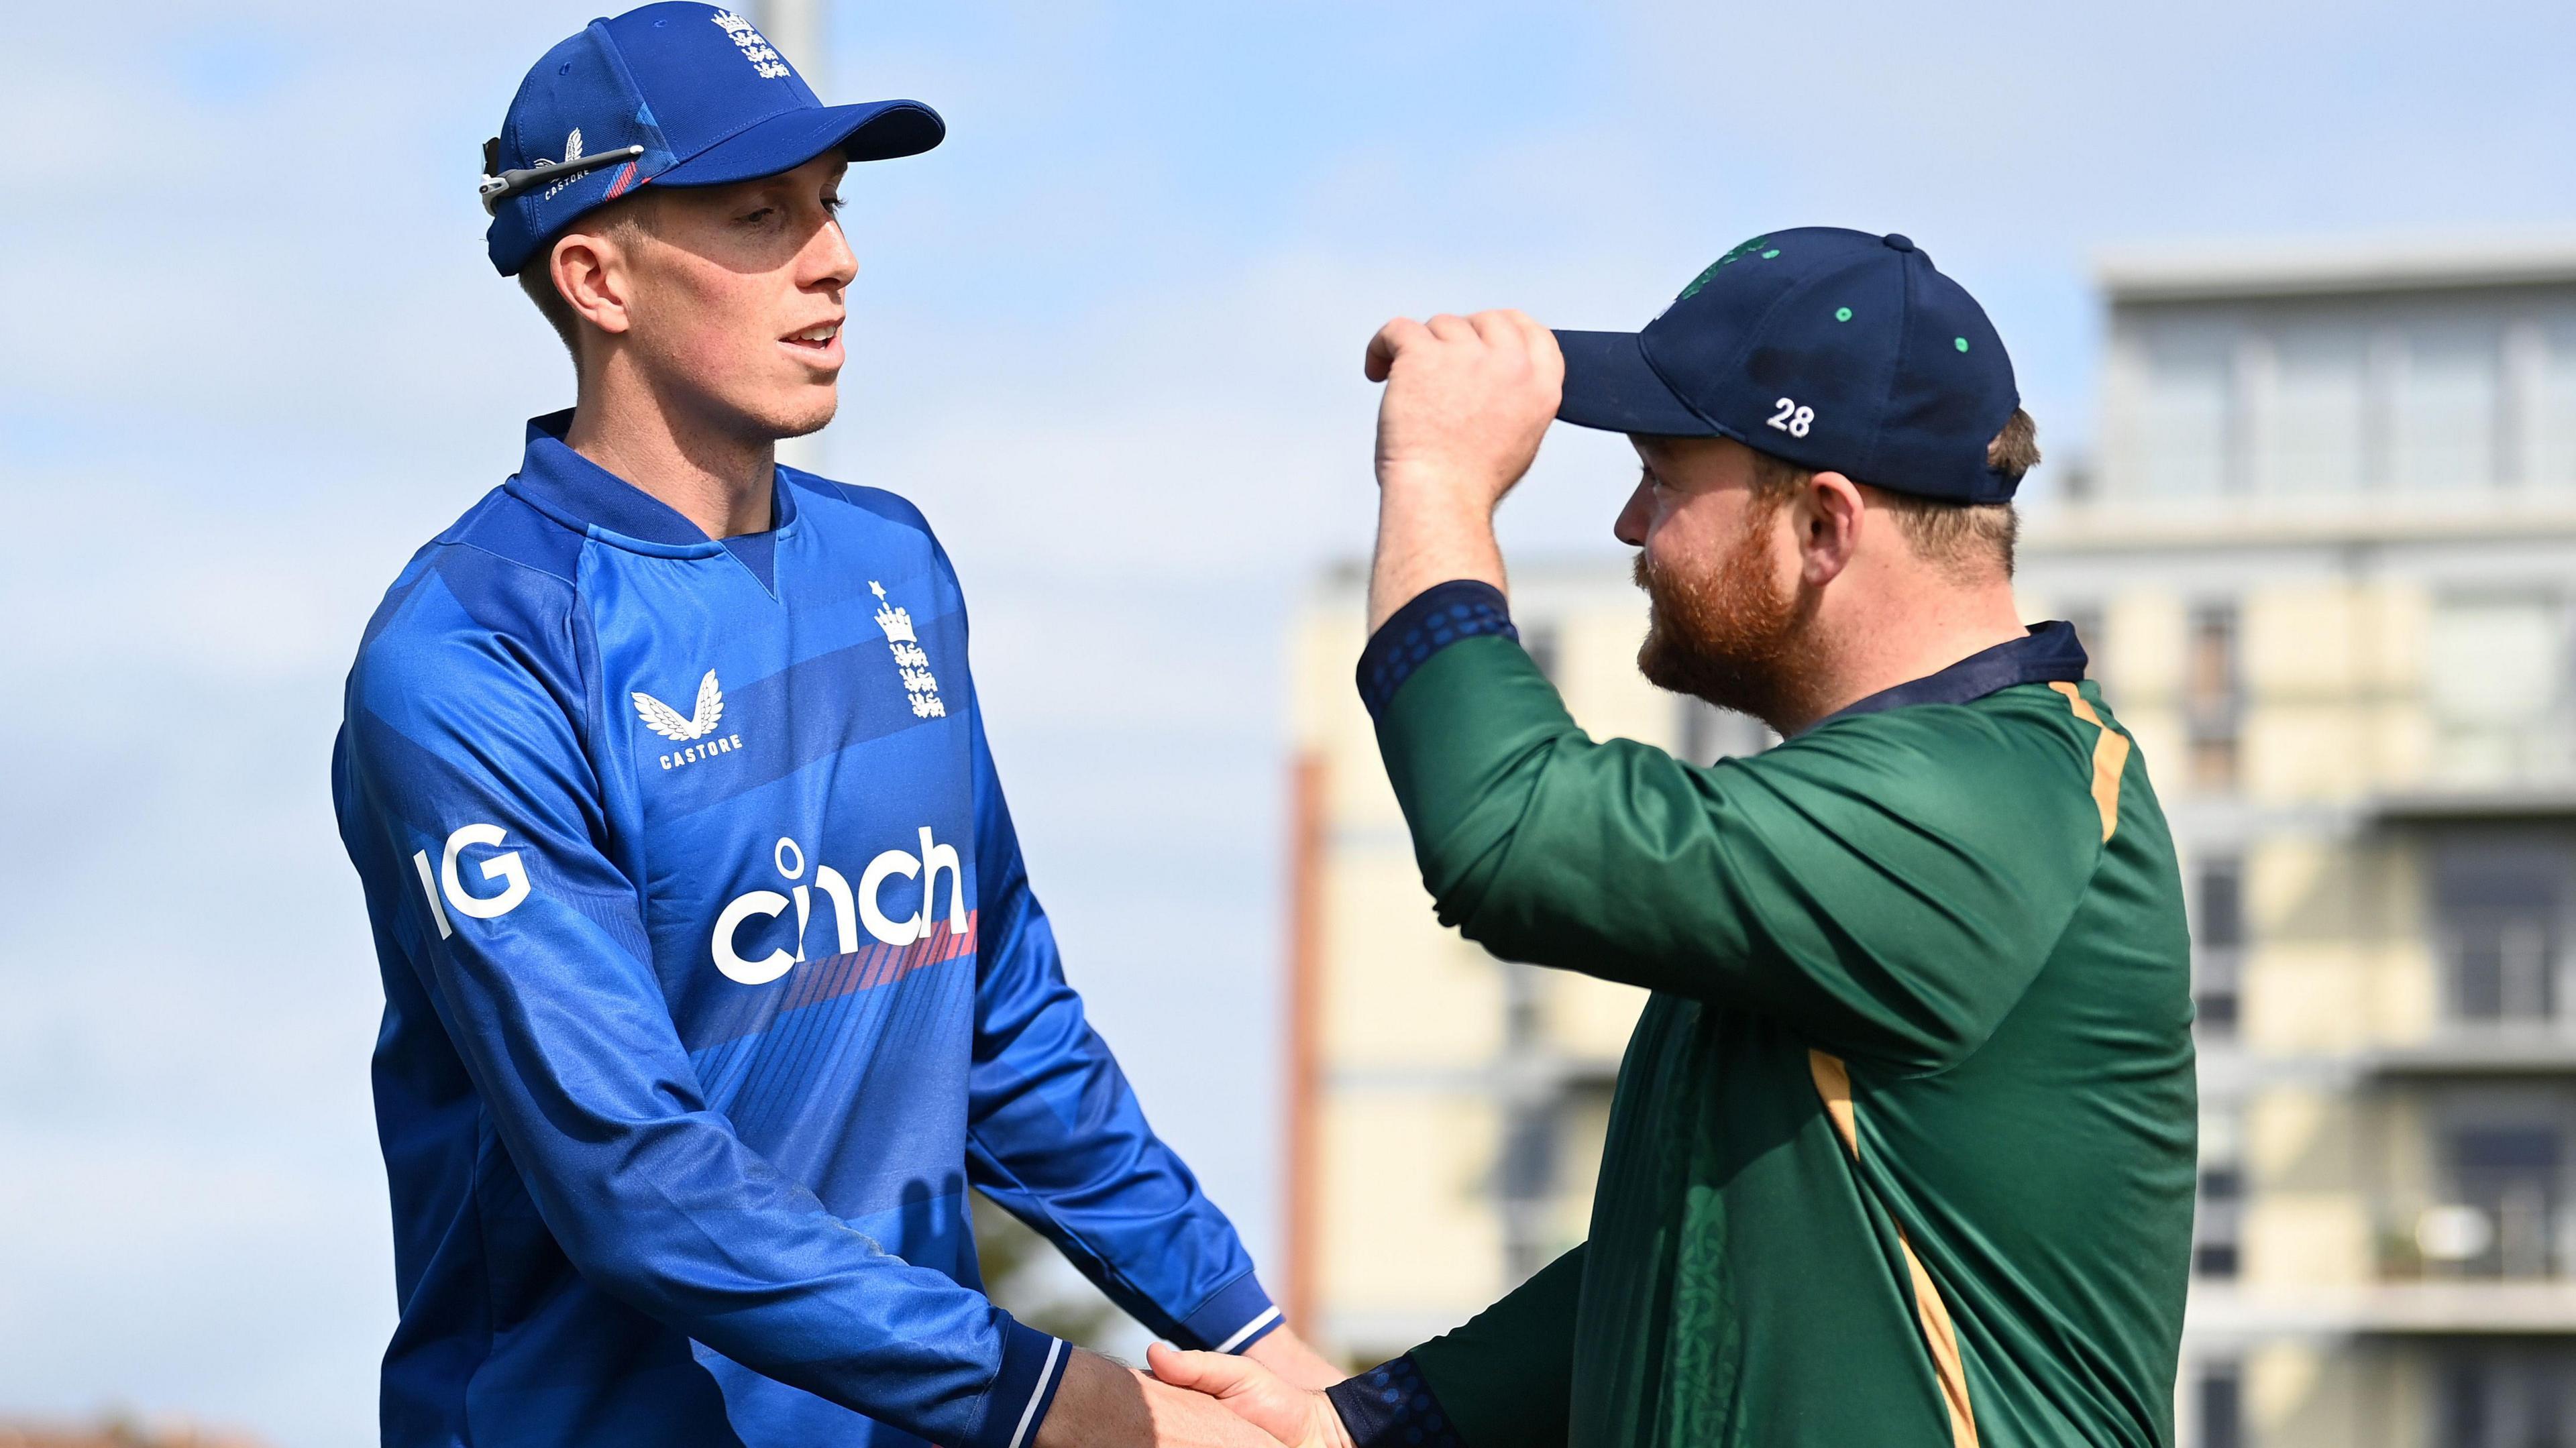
xmin=476 ymin=136 xmax=647 ymax=217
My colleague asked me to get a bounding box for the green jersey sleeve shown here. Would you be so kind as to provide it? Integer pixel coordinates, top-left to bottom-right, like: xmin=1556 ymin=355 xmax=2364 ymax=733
xmin=1406 ymin=1243 xmax=1585 ymax=1448
xmin=1376 ymin=634 xmax=2106 ymax=1074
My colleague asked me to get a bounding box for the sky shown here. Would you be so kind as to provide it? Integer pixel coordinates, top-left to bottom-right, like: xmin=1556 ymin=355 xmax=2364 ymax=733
xmin=1 ymin=1 xmax=2572 ymax=1443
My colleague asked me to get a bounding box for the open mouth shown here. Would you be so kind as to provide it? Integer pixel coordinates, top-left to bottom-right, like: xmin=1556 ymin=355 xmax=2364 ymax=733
xmin=784 ymin=321 xmax=842 ymax=352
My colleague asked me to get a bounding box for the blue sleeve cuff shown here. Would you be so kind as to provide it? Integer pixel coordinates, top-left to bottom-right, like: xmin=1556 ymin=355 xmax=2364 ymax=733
xmin=1355 ymin=580 xmax=1517 ymax=721
xmin=1179 ymin=1270 xmax=1283 ymax=1353
xmin=1326 ymin=1354 xmax=1463 ymax=1448
xmin=973 ymin=1319 xmax=1071 ymax=1448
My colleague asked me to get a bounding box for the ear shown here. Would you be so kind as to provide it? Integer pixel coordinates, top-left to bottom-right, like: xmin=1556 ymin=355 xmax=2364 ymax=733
xmin=551 ymin=229 xmax=635 ymax=341
xmin=1795 ymin=471 xmax=1866 ymax=587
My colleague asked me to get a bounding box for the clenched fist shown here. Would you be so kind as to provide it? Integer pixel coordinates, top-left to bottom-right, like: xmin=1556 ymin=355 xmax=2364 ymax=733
xmin=1364 ymin=310 xmax=1564 ymax=508
xmin=1359 ymin=309 xmax=1563 ymax=631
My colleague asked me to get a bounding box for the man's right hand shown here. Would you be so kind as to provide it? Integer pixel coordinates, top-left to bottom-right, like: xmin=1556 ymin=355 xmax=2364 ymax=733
xmin=1036 ymin=1347 xmax=1295 ymax=1448
xmin=1363 ymin=309 xmax=1562 ymax=510
xmin=1144 ymin=1343 xmax=1353 ymax=1448
xmin=1357 ymin=309 xmax=1563 ymax=632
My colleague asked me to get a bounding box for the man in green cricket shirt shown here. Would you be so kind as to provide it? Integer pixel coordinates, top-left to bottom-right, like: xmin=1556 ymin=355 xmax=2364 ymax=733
xmin=1153 ymin=229 xmax=2197 ymax=1447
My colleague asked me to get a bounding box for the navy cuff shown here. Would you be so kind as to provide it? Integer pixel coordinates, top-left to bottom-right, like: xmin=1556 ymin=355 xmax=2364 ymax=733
xmin=1179 ymin=1270 xmax=1283 ymax=1353
xmin=975 ymin=1319 xmax=1071 ymax=1448
xmin=1326 ymin=1354 xmax=1464 ymax=1448
xmin=1356 ymin=580 xmax=1517 ymax=721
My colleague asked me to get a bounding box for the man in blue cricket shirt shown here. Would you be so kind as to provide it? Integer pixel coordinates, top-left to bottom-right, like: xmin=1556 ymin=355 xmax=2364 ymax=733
xmin=331 ymin=7 xmax=1336 ymax=1447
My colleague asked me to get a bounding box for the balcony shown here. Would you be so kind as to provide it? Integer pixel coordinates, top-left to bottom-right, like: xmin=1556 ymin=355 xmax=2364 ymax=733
xmin=2372 ymin=787 xmax=2576 ymax=826
xmin=2379 ymin=1197 xmax=2574 ymax=1286
xmin=2363 ymin=1027 xmax=2576 ymax=1078
xmin=2188 ymin=1199 xmax=2576 ymax=1339
xmin=2188 ymin=1282 xmax=2576 ymax=1338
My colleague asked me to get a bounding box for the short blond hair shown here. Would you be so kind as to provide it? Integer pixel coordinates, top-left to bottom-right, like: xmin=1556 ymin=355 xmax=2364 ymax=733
xmin=515 ymin=198 xmax=653 ymax=359
xmin=1749 ymin=408 xmax=2039 ymax=581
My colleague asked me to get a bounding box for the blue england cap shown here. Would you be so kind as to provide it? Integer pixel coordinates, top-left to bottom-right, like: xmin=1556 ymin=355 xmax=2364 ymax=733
xmin=482 ymin=2 xmax=945 ymax=276
xmin=1554 ymin=228 xmax=2021 ymax=502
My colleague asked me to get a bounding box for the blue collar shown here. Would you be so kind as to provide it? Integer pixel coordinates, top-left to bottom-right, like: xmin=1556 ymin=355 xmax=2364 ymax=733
xmin=502 ymin=410 xmax=799 ymax=557
xmin=1808 ymin=620 xmax=2088 ymax=730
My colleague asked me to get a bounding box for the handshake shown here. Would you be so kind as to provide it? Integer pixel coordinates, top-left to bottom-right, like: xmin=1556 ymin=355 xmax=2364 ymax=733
xmin=1037 ymin=1335 xmax=1359 ymax=1448
xmin=1025 ymin=309 xmax=1558 ymax=1448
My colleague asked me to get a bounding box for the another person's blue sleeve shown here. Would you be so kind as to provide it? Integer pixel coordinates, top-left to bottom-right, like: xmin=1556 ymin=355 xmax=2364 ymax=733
xmin=957 ymin=695 xmax=1283 ymax=1355
xmin=340 ymin=617 xmax=1068 ymax=1448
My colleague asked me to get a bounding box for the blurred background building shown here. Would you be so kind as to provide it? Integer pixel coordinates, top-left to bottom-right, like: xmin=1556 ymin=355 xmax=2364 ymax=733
xmin=1281 ymin=237 xmax=2576 ymax=1448
xmin=0 ymin=1419 xmax=266 ymax=1448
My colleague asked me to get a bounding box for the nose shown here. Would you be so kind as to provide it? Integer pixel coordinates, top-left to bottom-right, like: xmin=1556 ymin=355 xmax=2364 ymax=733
xmin=1613 ymin=478 xmax=1652 ymax=547
xmin=806 ymin=207 xmax=858 ymax=291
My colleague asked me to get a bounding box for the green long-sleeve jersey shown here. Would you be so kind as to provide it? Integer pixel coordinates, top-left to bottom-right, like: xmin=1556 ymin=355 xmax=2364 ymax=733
xmin=1352 ymin=590 xmax=2194 ymax=1448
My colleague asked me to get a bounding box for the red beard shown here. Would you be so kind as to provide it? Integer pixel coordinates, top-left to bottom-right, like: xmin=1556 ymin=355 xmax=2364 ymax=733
xmin=1633 ymin=496 xmax=1821 ymax=729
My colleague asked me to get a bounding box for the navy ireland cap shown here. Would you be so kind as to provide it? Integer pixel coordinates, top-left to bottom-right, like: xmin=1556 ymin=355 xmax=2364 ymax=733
xmin=1554 ymin=228 xmax=2021 ymax=502
xmin=482 ymin=3 xmax=945 ymax=276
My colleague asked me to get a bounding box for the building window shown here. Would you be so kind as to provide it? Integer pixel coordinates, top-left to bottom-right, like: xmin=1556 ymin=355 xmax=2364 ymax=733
xmin=2196 ymin=1107 xmax=2245 ymax=1282
xmin=2426 ymin=1121 xmax=2565 ymax=1281
xmin=2196 ymin=1361 xmax=2244 ymax=1448
xmin=2393 ymin=323 xmax=2504 ymax=494
xmin=2194 ymin=1164 xmax=2243 ymax=1279
xmin=2431 ymin=838 xmax=2569 ymax=1027
xmin=2536 ymin=321 xmax=2576 ymax=490
xmin=2185 ymin=603 xmax=2243 ymax=791
xmin=2261 ymin=323 xmax=2369 ymax=496
xmin=1501 ymin=960 xmax=1544 ymax=1050
xmin=1495 ymin=1098 xmax=1560 ymax=1286
xmin=2440 ymin=1357 xmax=2487 ymax=1448
xmin=2140 ymin=338 xmax=2233 ymax=498
xmin=1496 ymin=1105 xmax=1558 ymax=1204
xmin=1495 ymin=957 xmax=1558 ymax=1286
xmin=2438 ymin=1343 xmax=2576 ymax=1448
xmin=2193 ymin=856 xmax=2245 ymax=1037
xmin=2426 ymin=594 xmax=2572 ymax=785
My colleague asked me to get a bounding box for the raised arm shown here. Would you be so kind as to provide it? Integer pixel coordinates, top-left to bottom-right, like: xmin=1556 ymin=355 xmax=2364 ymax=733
xmin=1368 ymin=622 xmax=2102 ymax=1071
xmin=1352 ymin=310 xmax=2102 ymax=1072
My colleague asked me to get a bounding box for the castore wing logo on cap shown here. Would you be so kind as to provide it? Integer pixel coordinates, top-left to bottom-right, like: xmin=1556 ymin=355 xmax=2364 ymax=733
xmin=541 ymin=129 xmax=586 ymax=201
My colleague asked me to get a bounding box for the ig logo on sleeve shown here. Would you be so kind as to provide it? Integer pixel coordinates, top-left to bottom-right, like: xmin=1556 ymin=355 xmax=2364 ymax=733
xmin=413 ymin=823 xmax=531 ymax=938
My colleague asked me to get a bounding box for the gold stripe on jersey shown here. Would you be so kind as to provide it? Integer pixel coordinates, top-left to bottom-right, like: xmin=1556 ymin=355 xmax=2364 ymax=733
xmin=1809 ymin=1050 xmax=1980 ymax=1448
xmin=2049 ymin=681 xmax=2131 ymax=842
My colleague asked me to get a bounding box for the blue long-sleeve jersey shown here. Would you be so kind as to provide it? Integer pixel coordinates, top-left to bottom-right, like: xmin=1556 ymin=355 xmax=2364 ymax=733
xmin=332 ymin=413 xmax=1279 ymax=1448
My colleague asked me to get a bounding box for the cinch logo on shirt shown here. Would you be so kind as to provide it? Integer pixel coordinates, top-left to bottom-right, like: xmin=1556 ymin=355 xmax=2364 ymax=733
xmin=633 ymin=669 xmax=745 ymax=771
xmin=412 ymin=822 xmax=531 ymax=938
xmin=712 ymin=830 xmax=969 ymax=985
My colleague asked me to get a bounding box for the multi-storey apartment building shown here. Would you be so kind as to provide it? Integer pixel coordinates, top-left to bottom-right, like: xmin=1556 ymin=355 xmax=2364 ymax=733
xmin=1282 ymin=237 xmax=2576 ymax=1447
